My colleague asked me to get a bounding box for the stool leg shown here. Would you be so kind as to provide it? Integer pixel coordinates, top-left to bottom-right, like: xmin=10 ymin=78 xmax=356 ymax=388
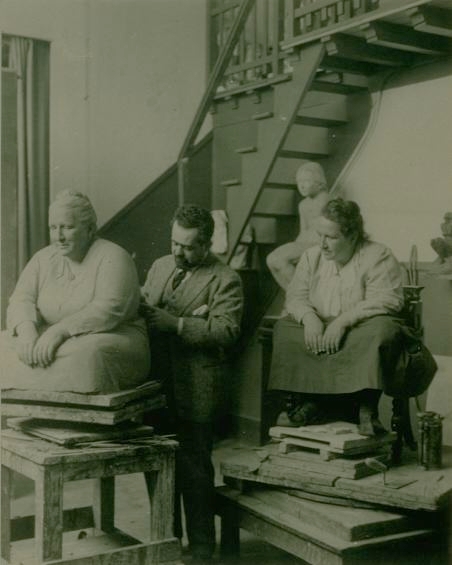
xmin=144 ymin=450 xmax=175 ymax=541
xmin=93 ymin=477 xmax=115 ymax=533
xmin=35 ymin=468 xmax=64 ymax=562
xmin=1 ymin=465 xmax=12 ymax=561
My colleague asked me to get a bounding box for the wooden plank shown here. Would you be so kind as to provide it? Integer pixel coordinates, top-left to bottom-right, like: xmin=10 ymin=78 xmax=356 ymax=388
xmin=217 ymin=485 xmax=434 ymax=555
xmin=10 ymin=507 xmax=94 ymax=542
xmin=145 ymin=449 xmax=175 ymax=541
xmin=1 ymin=381 xmax=162 ymax=408
xmin=250 ymin=489 xmax=422 ymax=541
xmin=270 ymin=423 xmax=396 ymax=451
xmin=35 ymin=467 xmax=64 ymax=561
xmin=93 ymin=477 xmax=115 ymax=533
xmin=221 ymin=454 xmax=451 ymax=511
xmin=1 ymin=431 xmax=178 ymax=470
xmin=269 ymin=450 xmax=391 ymax=479
xmin=1 ymin=395 xmax=166 ymax=425
xmin=7 ymin=418 xmax=154 ymax=447
xmin=8 ymin=535 xmax=181 ymax=565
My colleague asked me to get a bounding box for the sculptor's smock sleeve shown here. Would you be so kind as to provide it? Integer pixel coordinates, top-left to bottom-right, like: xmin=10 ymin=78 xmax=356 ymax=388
xmin=340 ymin=245 xmax=404 ymax=327
xmin=57 ymin=247 xmax=141 ymax=336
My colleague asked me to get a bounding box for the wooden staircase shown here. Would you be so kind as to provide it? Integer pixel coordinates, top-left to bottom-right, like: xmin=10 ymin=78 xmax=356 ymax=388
xmin=204 ymin=0 xmax=452 ymax=300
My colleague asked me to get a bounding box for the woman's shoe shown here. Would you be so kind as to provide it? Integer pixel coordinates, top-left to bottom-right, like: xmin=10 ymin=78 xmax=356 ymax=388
xmin=288 ymin=401 xmax=322 ymax=426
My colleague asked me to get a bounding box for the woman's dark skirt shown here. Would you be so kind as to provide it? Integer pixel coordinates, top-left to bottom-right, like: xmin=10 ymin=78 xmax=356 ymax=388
xmin=268 ymin=315 xmax=403 ymax=395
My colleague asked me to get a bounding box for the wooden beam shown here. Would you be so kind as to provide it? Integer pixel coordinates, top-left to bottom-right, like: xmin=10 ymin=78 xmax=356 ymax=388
xmin=410 ymin=5 xmax=452 ymax=38
xmin=322 ymin=33 xmax=414 ymax=66
xmin=362 ymin=21 xmax=452 ymax=55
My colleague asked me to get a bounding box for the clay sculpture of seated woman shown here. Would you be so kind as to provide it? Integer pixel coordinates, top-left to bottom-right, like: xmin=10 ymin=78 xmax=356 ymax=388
xmin=268 ymin=198 xmax=406 ymax=436
xmin=266 ymin=161 xmax=329 ymax=291
xmin=1 ymin=191 xmax=150 ymax=393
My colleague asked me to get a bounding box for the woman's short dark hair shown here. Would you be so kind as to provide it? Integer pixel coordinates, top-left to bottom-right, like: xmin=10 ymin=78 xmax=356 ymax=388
xmin=172 ymin=204 xmax=214 ymax=244
xmin=322 ymin=198 xmax=368 ymax=243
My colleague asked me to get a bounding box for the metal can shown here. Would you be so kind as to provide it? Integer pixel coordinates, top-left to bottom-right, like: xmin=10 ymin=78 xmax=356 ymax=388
xmin=417 ymin=411 xmax=442 ymax=470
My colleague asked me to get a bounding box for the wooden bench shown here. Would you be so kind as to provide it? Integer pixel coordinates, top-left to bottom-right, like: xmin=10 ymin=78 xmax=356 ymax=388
xmin=216 ymin=484 xmax=446 ymax=565
xmin=1 ymin=431 xmax=181 ymax=565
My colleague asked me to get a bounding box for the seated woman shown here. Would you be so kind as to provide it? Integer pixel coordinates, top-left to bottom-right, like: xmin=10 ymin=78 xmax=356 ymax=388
xmin=268 ymin=198 xmax=405 ymax=435
xmin=1 ymin=191 xmax=150 ymax=393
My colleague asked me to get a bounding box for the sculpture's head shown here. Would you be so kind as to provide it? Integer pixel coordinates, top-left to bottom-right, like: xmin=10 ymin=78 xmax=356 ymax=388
xmin=48 ymin=191 xmax=97 ymax=262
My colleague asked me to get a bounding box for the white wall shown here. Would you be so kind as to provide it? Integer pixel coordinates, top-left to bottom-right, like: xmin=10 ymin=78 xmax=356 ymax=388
xmin=338 ymin=61 xmax=452 ymax=263
xmin=1 ymin=0 xmax=209 ymax=225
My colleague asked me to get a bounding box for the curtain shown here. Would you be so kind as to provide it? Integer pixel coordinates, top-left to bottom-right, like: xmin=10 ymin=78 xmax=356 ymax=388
xmin=9 ymin=36 xmax=50 ymax=273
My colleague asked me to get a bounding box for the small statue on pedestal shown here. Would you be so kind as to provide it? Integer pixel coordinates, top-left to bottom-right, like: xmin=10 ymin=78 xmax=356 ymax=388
xmin=430 ymin=212 xmax=452 ymax=275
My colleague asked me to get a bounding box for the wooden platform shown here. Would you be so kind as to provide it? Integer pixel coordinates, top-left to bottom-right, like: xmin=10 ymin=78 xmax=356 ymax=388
xmin=216 ymin=485 xmax=445 ymax=565
xmin=6 ymin=418 xmax=155 ymax=447
xmin=1 ymin=383 xmax=165 ymax=425
xmin=1 ymin=381 xmax=162 ymax=407
xmin=220 ymin=445 xmax=452 ymax=511
xmin=270 ymin=422 xmax=396 ymax=459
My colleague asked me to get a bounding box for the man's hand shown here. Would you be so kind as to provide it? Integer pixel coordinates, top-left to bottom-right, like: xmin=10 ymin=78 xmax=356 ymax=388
xmin=32 ymin=325 xmax=69 ymax=368
xmin=322 ymin=316 xmax=348 ymax=354
xmin=143 ymin=306 xmax=178 ymax=333
xmin=303 ymin=312 xmax=325 ymax=354
xmin=16 ymin=321 xmax=39 ymax=366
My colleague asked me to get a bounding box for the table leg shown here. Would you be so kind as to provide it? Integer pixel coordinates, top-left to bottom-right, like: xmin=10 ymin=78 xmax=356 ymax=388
xmin=35 ymin=467 xmax=64 ymax=562
xmin=93 ymin=477 xmax=115 ymax=533
xmin=1 ymin=465 xmax=12 ymax=561
xmin=144 ymin=450 xmax=175 ymax=541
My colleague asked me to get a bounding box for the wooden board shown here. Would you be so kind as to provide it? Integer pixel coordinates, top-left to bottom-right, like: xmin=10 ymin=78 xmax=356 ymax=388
xmin=249 ymin=489 xmax=423 ymax=541
xmin=269 ymin=450 xmax=391 ymax=480
xmin=216 ymin=485 xmax=436 ymax=563
xmin=1 ymin=394 xmax=166 ymax=425
xmin=270 ymin=422 xmax=396 ymax=457
xmin=6 ymin=418 xmax=155 ymax=447
xmin=1 ymin=381 xmax=162 ymax=408
xmin=220 ymin=447 xmax=452 ymax=511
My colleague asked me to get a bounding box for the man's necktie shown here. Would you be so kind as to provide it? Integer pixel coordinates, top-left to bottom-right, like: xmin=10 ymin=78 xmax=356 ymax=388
xmin=172 ymin=269 xmax=187 ymax=290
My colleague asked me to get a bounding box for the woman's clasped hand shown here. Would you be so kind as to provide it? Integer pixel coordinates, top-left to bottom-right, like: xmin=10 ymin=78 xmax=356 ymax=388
xmin=303 ymin=312 xmax=348 ymax=355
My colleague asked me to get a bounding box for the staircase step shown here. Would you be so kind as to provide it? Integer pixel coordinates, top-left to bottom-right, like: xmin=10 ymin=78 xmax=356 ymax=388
xmin=362 ymin=21 xmax=452 ymax=56
xmin=294 ymin=115 xmax=347 ymax=128
xmin=249 ymin=216 xmax=279 ymax=244
xmin=252 ymin=111 xmax=274 ymax=120
xmin=255 ymin=188 xmax=298 ymax=216
xmin=279 ymin=149 xmax=328 ymax=160
xmin=311 ymin=80 xmax=367 ymax=95
xmin=220 ymin=178 xmax=241 ymax=187
xmin=284 ymin=125 xmax=330 ymax=155
xmin=235 ymin=146 xmax=258 ymax=154
xmin=320 ymin=55 xmax=383 ymax=76
xmin=264 ymin=182 xmax=297 ymax=190
xmin=300 ymin=93 xmax=348 ymax=124
xmin=322 ymin=33 xmax=414 ymax=67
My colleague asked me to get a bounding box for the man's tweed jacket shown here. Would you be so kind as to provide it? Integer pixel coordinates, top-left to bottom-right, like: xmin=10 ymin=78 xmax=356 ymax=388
xmin=141 ymin=253 xmax=243 ymax=423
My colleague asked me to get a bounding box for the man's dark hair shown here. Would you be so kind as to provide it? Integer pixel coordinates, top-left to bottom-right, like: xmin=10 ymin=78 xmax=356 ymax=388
xmin=172 ymin=204 xmax=214 ymax=244
xmin=322 ymin=198 xmax=368 ymax=244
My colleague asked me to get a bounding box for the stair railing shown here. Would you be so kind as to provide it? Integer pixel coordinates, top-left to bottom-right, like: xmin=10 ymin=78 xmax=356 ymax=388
xmin=177 ymin=0 xmax=255 ymax=206
xmin=212 ymin=0 xmax=286 ymax=95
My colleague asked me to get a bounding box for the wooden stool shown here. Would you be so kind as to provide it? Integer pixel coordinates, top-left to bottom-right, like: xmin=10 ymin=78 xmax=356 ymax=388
xmin=1 ymin=431 xmax=181 ymax=564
